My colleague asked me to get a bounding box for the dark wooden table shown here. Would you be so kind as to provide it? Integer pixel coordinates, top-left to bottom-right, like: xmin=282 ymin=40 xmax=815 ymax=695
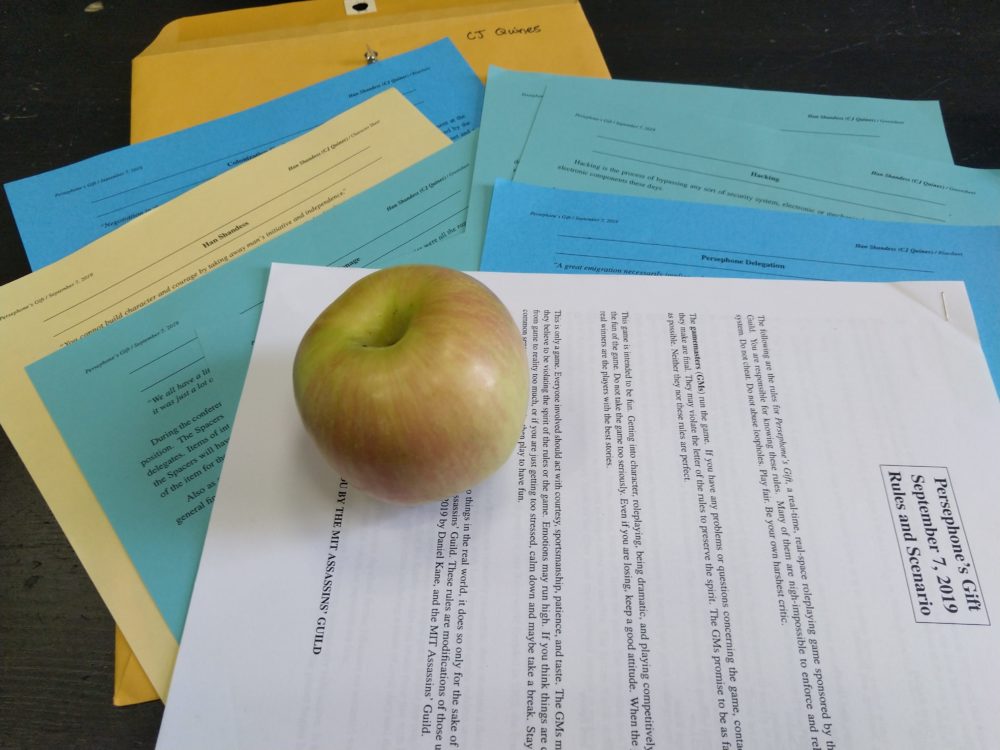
xmin=1 ymin=2 xmax=997 ymax=747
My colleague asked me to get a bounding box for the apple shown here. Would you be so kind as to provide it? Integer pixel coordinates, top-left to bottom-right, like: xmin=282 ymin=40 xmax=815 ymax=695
xmin=292 ymin=264 xmax=530 ymax=504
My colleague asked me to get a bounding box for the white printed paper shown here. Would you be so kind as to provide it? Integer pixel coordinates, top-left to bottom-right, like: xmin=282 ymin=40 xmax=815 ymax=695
xmin=159 ymin=265 xmax=1000 ymax=749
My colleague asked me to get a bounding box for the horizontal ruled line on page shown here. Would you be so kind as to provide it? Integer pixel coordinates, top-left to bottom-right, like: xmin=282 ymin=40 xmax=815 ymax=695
xmin=129 ymin=336 xmax=198 ymax=375
xmin=367 ymin=207 xmax=467 ymax=267
xmin=555 ymin=234 xmax=936 ymax=274
xmin=554 ymin=251 xmax=817 ymax=280
xmin=91 ymin=130 xmax=313 ymax=205
xmin=591 ymin=149 xmax=946 ymax=223
xmin=326 ymin=189 xmax=464 ymax=267
xmin=595 ymin=134 xmax=948 ymax=206
xmin=96 ymin=179 xmax=201 ymax=219
xmin=140 ymin=356 xmax=205 ymax=393
xmin=778 ymin=129 xmax=881 ymax=138
xmin=45 ymin=147 xmax=374 ymax=325
xmin=49 ymin=151 xmax=381 ymax=337
xmin=244 ymin=189 xmax=468 ymax=313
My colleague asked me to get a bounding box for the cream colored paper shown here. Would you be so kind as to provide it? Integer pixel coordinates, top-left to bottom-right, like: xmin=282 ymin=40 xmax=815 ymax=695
xmin=0 ymin=90 xmax=448 ymax=697
xmin=131 ymin=0 xmax=609 ymax=141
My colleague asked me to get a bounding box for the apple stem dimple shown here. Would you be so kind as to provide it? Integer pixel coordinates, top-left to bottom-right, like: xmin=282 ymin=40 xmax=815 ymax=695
xmin=293 ymin=264 xmax=530 ymax=504
xmin=361 ymin=305 xmax=412 ymax=348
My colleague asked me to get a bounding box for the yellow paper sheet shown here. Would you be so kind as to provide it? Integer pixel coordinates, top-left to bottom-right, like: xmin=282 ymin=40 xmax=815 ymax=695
xmin=132 ymin=0 xmax=609 ymax=141
xmin=0 ymin=90 xmax=449 ymax=699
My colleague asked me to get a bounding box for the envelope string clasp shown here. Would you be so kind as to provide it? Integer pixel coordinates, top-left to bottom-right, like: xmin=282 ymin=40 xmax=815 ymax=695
xmin=364 ymin=45 xmax=379 ymax=64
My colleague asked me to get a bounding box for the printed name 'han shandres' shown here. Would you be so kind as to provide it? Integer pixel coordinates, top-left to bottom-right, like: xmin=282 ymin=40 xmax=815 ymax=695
xmin=201 ymin=221 xmax=250 ymax=249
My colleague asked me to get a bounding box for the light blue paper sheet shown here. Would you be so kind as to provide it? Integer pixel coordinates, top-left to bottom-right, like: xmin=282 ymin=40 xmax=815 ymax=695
xmin=481 ymin=180 xmax=1000 ymax=391
xmin=465 ymin=68 xmax=957 ymax=266
xmin=513 ymin=85 xmax=1000 ymax=225
xmin=27 ymin=135 xmax=477 ymax=638
xmin=6 ymin=39 xmax=482 ymax=270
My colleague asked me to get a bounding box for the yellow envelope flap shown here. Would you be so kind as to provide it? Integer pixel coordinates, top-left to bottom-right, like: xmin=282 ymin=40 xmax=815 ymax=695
xmin=132 ymin=0 xmax=608 ymax=141
xmin=142 ymin=0 xmax=574 ymax=50
xmin=113 ymin=627 xmax=161 ymax=706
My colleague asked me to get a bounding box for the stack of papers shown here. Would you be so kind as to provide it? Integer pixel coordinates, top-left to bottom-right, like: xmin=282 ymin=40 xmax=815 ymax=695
xmin=1 ymin=42 xmax=483 ymax=697
xmin=2 ymin=10 xmax=999 ymax=747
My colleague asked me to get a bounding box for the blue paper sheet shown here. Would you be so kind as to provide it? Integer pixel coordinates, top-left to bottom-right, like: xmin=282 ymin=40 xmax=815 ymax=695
xmin=481 ymin=180 xmax=1000 ymax=391
xmin=27 ymin=135 xmax=477 ymax=638
xmin=6 ymin=39 xmax=482 ymax=270
xmin=513 ymin=84 xmax=1000 ymax=225
xmin=464 ymin=67 xmax=958 ymax=268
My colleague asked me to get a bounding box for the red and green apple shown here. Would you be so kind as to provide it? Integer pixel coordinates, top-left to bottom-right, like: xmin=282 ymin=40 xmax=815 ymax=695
xmin=292 ymin=265 xmax=529 ymax=504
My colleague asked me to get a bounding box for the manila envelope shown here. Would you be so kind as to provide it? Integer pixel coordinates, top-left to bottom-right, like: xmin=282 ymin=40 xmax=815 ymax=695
xmin=131 ymin=0 xmax=609 ymax=141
